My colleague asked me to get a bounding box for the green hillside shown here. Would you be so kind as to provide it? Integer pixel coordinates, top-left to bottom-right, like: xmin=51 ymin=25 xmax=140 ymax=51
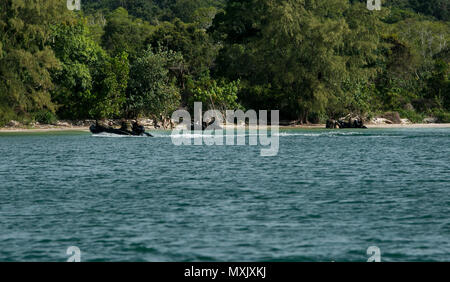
xmin=0 ymin=0 xmax=448 ymax=125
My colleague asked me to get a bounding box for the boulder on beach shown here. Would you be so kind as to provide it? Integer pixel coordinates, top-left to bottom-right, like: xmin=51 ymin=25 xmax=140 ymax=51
xmin=326 ymin=119 xmax=339 ymax=129
xmin=326 ymin=114 xmax=367 ymax=129
xmin=371 ymin=117 xmax=393 ymax=124
xmin=423 ymin=117 xmax=438 ymax=123
xmin=380 ymin=112 xmax=401 ymax=124
xmin=55 ymin=121 xmax=71 ymax=127
xmin=6 ymin=120 xmax=21 ymax=127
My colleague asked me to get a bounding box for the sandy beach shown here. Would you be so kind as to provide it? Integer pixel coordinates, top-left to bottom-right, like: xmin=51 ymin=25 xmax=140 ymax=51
xmin=0 ymin=126 xmax=90 ymax=133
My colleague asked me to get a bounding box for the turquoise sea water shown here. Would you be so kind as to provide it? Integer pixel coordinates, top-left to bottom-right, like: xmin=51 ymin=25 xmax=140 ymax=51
xmin=0 ymin=128 xmax=449 ymax=261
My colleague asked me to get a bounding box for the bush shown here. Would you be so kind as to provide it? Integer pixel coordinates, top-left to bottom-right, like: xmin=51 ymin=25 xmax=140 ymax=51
xmin=433 ymin=110 xmax=450 ymax=123
xmin=127 ymin=47 xmax=182 ymax=119
xmin=0 ymin=106 xmax=16 ymax=127
xmin=397 ymin=109 xmax=424 ymax=123
xmin=188 ymin=75 xmax=243 ymax=113
xmin=33 ymin=110 xmax=58 ymax=125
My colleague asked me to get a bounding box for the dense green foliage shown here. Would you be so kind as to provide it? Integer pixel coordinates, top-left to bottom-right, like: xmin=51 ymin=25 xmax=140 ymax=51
xmin=0 ymin=0 xmax=449 ymax=125
xmin=51 ymin=21 xmax=129 ymax=119
xmin=187 ymin=74 xmax=242 ymax=112
xmin=82 ymin=0 xmax=225 ymax=23
xmin=387 ymin=0 xmax=449 ymax=21
xmin=0 ymin=0 xmax=69 ymax=124
xmin=127 ymin=47 xmax=182 ymax=119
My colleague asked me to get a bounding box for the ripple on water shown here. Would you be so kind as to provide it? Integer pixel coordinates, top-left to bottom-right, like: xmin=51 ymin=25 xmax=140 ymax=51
xmin=0 ymin=128 xmax=449 ymax=261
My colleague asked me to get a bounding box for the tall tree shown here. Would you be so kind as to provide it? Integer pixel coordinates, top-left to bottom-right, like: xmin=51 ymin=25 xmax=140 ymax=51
xmin=146 ymin=19 xmax=218 ymax=78
xmin=127 ymin=47 xmax=182 ymax=119
xmin=0 ymin=0 xmax=72 ymax=123
xmin=101 ymin=8 xmax=154 ymax=59
xmin=212 ymin=0 xmax=385 ymax=121
xmin=51 ymin=20 xmax=129 ymax=119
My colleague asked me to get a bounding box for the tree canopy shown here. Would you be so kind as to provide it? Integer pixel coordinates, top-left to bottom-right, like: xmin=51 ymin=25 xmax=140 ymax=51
xmin=0 ymin=0 xmax=449 ymax=125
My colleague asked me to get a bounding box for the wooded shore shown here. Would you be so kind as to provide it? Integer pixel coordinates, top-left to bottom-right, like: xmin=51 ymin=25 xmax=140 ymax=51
xmin=2 ymin=122 xmax=450 ymax=133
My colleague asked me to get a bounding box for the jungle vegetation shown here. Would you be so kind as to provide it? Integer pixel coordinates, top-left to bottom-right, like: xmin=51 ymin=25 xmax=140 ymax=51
xmin=0 ymin=0 xmax=448 ymax=125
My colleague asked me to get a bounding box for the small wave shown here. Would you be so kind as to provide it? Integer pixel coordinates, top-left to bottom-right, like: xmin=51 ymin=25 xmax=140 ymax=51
xmin=275 ymin=132 xmax=321 ymax=137
xmin=93 ymin=131 xmax=402 ymax=139
xmin=169 ymin=133 xmax=205 ymax=139
xmin=154 ymin=131 xmax=396 ymax=138
xmin=91 ymin=132 xmax=147 ymax=138
xmin=275 ymin=131 xmax=366 ymax=137
xmin=276 ymin=131 xmax=406 ymax=138
xmin=168 ymin=133 xmax=271 ymax=138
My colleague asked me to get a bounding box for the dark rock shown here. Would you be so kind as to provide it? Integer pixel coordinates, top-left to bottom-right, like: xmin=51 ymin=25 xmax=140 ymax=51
xmin=326 ymin=115 xmax=367 ymax=129
xmin=326 ymin=119 xmax=339 ymax=129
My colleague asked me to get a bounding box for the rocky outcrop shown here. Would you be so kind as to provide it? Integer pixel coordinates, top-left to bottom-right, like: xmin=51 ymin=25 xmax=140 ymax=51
xmin=380 ymin=112 xmax=401 ymax=124
xmin=6 ymin=120 xmax=22 ymax=127
xmin=72 ymin=120 xmax=96 ymax=126
xmin=423 ymin=117 xmax=438 ymax=123
xmin=371 ymin=112 xmax=412 ymax=125
xmin=371 ymin=117 xmax=393 ymax=124
xmin=326 ymin=119 xmax=339 ymax=129
xmin=326 ymin=115 xmax=367 ymax=129
xmin=55 ymin=121 xmax=71 ymax=127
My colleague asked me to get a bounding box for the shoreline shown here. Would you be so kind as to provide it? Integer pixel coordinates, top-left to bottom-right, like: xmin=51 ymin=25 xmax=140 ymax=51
xmin=1 ymin=123 xmax=450 ymax=133
xmin=364 ymin=123 xmax=450 ymax=129
xmin=281 ymin=123 xmax=450 ymax=129
xmin=0 ymin=126 xmax=90 ymax=133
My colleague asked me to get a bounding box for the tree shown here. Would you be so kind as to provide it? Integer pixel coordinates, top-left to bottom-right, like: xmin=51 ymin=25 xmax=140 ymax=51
xmin=425 ymin=58 xmax=450 ymax=111
xmin=171 ymin=0 xmax=222 ymax=23
xmin=82 ymin=0 xmax=161 ymax=23
xmin=213 ymin=0 xmax=374 ymax=121
xmin=127 ymin=47 xmax=182 ymax=120
xmin=0 ymin=0 xmax=72 ymax=123
xmin=404 ymin=0 xmax=449 ymax=21
xmin=383 ymin=14 xmax=449 ymax=112
xmin=187 ymin=73 xmax=242 ymax=113
xmin=51 ymin=20 xmax=129 ymax=119
xmin=146 ymin=19 xmax=218 ymax=78
xmin=101 ymin=8 xmax=154 ymax=59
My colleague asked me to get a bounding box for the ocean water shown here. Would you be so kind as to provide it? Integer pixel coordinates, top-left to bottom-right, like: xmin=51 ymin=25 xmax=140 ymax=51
xmin=0 ymin=128 xmax=449 ymax=262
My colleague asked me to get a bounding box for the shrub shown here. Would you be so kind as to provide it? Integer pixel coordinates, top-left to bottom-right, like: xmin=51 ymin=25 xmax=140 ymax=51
xmin=433 ymin=110 xmax=450 ymax=123
xmin=397 ymin=109 xmax=424 ymax=123
xmin=188 ymin=75 xmax=243 ymax=113
xmin=33 ymin=110 xmax=58 ymax=125
xmin=0 ymin=106 xmax=16 ymax=127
